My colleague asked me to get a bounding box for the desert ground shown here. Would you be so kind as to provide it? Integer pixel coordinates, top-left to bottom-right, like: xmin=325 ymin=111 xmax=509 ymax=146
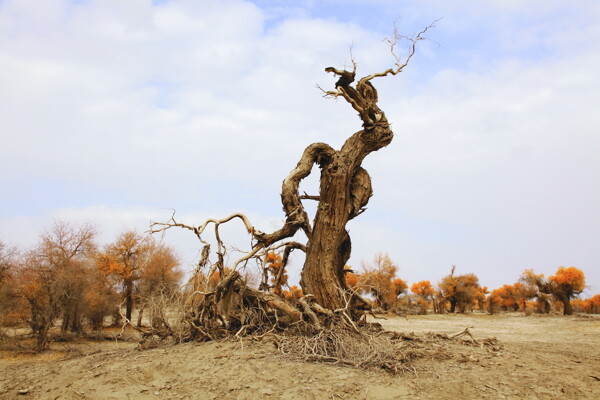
xmin=1 ymin=313 xmax=598 ymax=400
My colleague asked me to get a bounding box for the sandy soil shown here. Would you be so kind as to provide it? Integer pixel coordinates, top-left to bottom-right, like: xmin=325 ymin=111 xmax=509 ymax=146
xmin=1 ymin=313 xmax=598 ymax=399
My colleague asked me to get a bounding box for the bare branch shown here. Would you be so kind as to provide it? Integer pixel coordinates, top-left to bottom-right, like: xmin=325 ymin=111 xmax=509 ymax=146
xmin=269 ymin=142 xmax=336 ymax=242
xmin=299 ymin=192 xmax=320 ymax=201
xmin=362 ymin=18 xmax=440 ymax=82
xmin=299 ymin=297 xmax=322 ymax=328
xmin=267 ymin=241 xmax=307 ymax=254
xmin=150 ymin=211 xmax=209 ymax=246
xmin=230 ymin=244 xmax=263 ymax=273
xmin=316 ymin=83 xmax=343 ymax=98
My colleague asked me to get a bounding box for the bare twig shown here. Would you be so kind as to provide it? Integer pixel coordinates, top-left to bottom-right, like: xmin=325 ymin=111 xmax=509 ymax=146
xmin=449 ymin=326 xmax=479 ymax=345
xmin=362 ymin=18 xmax=441 ymax=82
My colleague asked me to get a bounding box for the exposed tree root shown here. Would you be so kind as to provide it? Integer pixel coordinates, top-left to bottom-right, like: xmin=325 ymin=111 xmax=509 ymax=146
xmin=274 ymin=324 xmax=415 ymax=374
xmin=272 ymin=322 xmax=503 ymax=374
xmin=123 ymin=269 xmax=503 ymax=373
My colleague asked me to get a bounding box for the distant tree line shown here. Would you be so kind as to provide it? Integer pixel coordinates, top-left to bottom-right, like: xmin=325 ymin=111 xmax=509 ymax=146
xmin=1 ymin=225 xmax=598 ymax=353
xmin=342 ymin=253 xmax=597 ymax=317
xmin=0 ymin=221 xmax=182 ymax=351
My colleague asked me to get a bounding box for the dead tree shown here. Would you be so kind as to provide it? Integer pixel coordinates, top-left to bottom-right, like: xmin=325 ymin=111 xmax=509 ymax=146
xmin=151 ymin=23 xmax=436 ymax=335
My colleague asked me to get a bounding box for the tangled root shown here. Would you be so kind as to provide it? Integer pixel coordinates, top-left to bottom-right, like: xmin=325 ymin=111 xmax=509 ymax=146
xmin=272 ymin=323 xmax=504 ymax=374
xmin=275 ymin=323 xmax=418 ymax=374
xmin=127 ymin=271 xmax=503 ymax=374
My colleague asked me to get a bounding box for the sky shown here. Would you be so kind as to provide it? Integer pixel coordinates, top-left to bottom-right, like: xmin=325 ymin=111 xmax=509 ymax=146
xmin=1 ymin=0 xmax=599 ymax=295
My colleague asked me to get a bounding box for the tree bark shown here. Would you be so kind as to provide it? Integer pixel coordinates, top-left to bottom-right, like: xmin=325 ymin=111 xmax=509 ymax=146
xmin=299 ymin=73 xmax=393 ymax=310
xmin=125 ymin=280 xmax=134 ymax=321
xmin=561 ymin=294 xmax=573 ymax=315
xmin=449 ymin=299 xmax=457 ymax=313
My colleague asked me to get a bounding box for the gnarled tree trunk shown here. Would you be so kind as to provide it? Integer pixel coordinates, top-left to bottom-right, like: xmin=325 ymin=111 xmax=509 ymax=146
xmin=299 ymin=75 xmax=393 ymax=309
xmin=151 ymin=23 xmax=436 ymax=318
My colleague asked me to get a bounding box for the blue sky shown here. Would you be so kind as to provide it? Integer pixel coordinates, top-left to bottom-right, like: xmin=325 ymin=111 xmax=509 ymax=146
xmin=1 ymin=0 xmax=599 ymax=294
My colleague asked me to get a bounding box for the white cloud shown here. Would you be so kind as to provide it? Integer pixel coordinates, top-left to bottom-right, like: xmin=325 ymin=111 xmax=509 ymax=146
xmin=1 ymin=0 xmax=599 ymax=292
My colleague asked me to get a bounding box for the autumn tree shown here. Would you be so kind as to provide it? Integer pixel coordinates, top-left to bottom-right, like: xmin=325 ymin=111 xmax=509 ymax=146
xmin=282 ymin=285 xmax=304 ymax=305
xmin=262 ymin=252 xmax=286 ymax=294
xmin=487 ymin=288 xmax=502 ymax=315
xmin=360 ymin=253 xmax=407 ymax=311
xmin=591 ymin=294 xmax=600 ymax=314
xmin=511 ymin=282 xmax=533 ymax=311
xmin=136 ymin=243 xmax=183 ymax=327
xmin=519 ymin=269 xmax=552 ymax=313
xmin=488 ymin=283 xmax=532 ymax=314
xmin=138 ymin=243 xmax=182 ymax=296
xmin=475 ymin=286 xmax=489 ymax=311
xmin=0 ymin=241 xmax=25 ymax=326
xmin=17 ymin=253 xmax=59 ymax=351
xmin=432 ymin=289 xmax=446 ymax=314
xmin=571 ymin=298 xmax=595 ymax=313
xmin=343 ymin=265 xmax=360 ymax=290
xmin=151 ymin=23 xmax=436 ymax=332
xmin=82 ymin=266 xmax=120 ymax=331
xmin=0 ymin=241 xmax=17 ymax=284
xmin=42 ymin=222 xmax=97 ymax=333
xmin=548 ymin=266 xmax=585 ymax=315
xmin=438 ymin=266 xmax=481 ymax=313
xmin=411 ymin=280 xmax=435 ymax=314
xmin=518 ymin=267 xmax=586 ymax=315
xmin=97 ymin=231 xmax=156 ymax=322
xmin=17 ymin=222 xmax=97 ymax=351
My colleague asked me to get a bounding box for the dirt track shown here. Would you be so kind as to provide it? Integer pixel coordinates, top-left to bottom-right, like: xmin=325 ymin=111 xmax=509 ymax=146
xmin=1 ymin=313 xmax=598 ymax=399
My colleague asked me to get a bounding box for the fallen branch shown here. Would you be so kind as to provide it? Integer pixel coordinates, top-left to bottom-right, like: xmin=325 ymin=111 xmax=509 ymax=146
xmin=449 ymin=327 xmax=479 ymax=345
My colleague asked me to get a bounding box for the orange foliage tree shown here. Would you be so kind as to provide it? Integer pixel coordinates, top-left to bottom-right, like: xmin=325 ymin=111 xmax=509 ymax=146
xmin=98 ymin=233 xmax=183 ymax=326
xmin=139 ymin=244 xmax=182 ymax=295
xmin=17 ymin=222 xmax=97 ymax=351
xmin=438 ymin=266 xmax=481 ymax=313
xmin=97 ymin=231 xmax=153 ymax=322
xmin=488 ymin=283 xmax=533 ymax=314
xmin=136 ymin=243 xmax=183 ymax=327
xmin=359 ymin=253 xmax=407 ymax=311
xmin=548 ymin=266 xmax=585 ymax=315
xmin=519 ymin=269 xmax=552 ymax=313
xmin=17 ymin=254 xmax=60 ymax=351
xmin=2 ymin=224 xmax=185 ymax=348
xmin=262 ymin=251 xmax=304 ymax=304
xmin=263 ymin=252 xmax=287 ymax=295
xmin=0 ymin=241 xmax=25 ymax=326
xmin=571 ymin=298 xmax=592 ymax=313
xmin=476 ymin=286 xmax=489 ymax=311
xmin=282 ymin=285 xmax=304 ymax=305
xmin=82 ymin=267 xmax=120 ymax=331
xmin=343 ymin=265 xmax=360 ymax=289
xmin=591 ymin=294 xmax=600 ymax=314
xmin=0 ymin=241 xmax=17 ymax=285
xmin=487 ymin=288 xmax=502 ymax=314
xmin=43 ymin=222 xmax=98 ymax=333
xmin=259 ymin=251 xmax=306 ymax=305
xmin=208 ymin=267 xmax=232 ymax=287
xmin=410 ymin=280 xmax=435 ymax=314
